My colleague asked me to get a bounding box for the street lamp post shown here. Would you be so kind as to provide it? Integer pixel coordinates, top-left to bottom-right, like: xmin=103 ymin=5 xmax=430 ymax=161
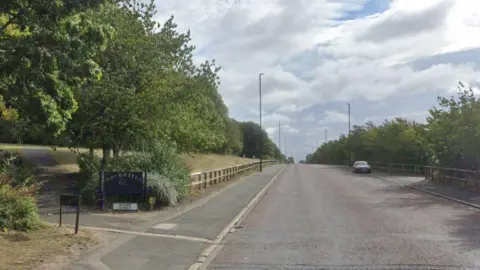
xmin=348 ymin=103 xmax=351 ymax=135
xmin=347 ymin=102 xmax=351 ymax=166
xmin=259 ymin=73 xmax=264 ymax=172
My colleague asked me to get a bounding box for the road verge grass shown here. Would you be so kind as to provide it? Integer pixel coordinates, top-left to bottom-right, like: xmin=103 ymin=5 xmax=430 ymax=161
xmin=0 ymin=225 xmax=112 ymax=270
xmin=0 ymin=144 xmax=259 ymax=173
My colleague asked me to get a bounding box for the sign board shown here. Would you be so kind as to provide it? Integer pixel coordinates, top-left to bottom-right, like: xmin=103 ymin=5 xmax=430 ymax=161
xmin=60 ymin=194 xmax=81 ymax=207
xmin=113 ymin=202 xmax=138 ymax=211
xmin=104 ymin=172 xmax=144 ymax=196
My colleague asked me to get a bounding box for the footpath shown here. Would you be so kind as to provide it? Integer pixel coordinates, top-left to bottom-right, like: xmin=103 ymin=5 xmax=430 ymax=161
xmin=375 ymin=173 xmax=480 ymax=208
xmin=331 ymin=165 xmax=480 ymax=208
xmin=51 ymin=164 xmax=285 ymax=270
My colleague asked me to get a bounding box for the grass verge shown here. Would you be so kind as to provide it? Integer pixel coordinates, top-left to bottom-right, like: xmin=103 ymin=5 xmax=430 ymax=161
xmin=0 ymin=143 xmax=259 ymax=173
xmin=0 ymin=225 xmax=111 ymax=270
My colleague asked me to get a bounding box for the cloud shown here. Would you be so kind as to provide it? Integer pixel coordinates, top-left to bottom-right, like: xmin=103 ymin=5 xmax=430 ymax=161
xmin=356 ymin=0 xmax=453 ymax=43
xmin=262 ymin=113 xmax=291 ymax=127
xmin=154 ymin=0 xmax=480 ymax=162
xmin=302 ymin=113 xmax=316 ymax=122
xmin=364 ymin=111 xmax=430 ymax=124
xmin=318 ymin=110 xmax=350 ymax=125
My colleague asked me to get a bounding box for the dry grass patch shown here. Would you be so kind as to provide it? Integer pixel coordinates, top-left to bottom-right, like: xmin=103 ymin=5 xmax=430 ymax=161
xmin=181 ymin=153 xmax=258 ymax=173
xmin=1 ymin=144 xmax=259 ymax=174
xmin=0 ymin=225 xmax=109 ymax=270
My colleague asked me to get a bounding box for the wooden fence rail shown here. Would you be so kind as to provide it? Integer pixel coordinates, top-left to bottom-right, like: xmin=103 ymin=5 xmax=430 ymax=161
xmin=189 ymin=160 xmax=279 ymax=190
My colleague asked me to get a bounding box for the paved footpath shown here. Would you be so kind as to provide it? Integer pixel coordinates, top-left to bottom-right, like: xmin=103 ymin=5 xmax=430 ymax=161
xmin=63 ymin=165 xmax=285 ymax=270
xmin=206 ymin=164 xmax=480 ymax=270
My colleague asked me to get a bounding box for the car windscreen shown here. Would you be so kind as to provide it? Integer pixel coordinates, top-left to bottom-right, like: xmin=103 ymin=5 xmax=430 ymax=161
xmin=354 ymin=161 xmax=368 ymax=165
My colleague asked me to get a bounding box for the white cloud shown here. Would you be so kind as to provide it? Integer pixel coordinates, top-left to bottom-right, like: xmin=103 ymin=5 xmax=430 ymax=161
xmin=318 ymin=110 xmax=350 ymax=125
xmin=302 ymin=113 xmax=316 ymax=122
xmin=262 ymin=113 xmax=290 ymax=127
xmin=154 ymin=0 xmax=480 ymax=162
xmin=364 ymin=111 xmax=430 ymax=124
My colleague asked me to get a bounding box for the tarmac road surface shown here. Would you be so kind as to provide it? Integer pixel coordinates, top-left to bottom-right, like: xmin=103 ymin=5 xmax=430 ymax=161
xmin=206 ymin=164 xmax=480 ymax=270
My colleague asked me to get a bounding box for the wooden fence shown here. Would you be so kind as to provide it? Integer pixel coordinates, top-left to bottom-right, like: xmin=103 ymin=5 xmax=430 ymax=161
xmin=189 ymin=160 xmax=279 ymax=190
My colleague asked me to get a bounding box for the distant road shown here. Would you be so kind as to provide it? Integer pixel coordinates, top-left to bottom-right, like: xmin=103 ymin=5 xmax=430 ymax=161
xmin=206 ymin=164 xmax=480 ymax=269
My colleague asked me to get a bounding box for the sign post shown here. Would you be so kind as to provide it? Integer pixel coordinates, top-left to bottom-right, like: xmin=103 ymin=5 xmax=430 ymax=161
xmin=104 ymin=172 xmax=145 ymax=211
xmin=59 ymin=194 xmax=81 ymax=234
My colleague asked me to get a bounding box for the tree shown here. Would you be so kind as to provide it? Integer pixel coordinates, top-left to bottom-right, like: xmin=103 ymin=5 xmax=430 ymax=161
xmin=427 ymin=82 xmax=480 ymax=169
xmin=1 ymin=0 xmax=113 ymax=135
xmin=222 ymin=118 xmax=243 ymax=154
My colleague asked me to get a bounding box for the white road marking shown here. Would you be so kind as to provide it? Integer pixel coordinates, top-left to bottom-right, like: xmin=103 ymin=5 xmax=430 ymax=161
xmin=57 ymin=224 xmax=212 ymax=243
xmin=188 ymin=165 xmax=287 ymax=270
xmin=152 ymin=223 xmax=177 ymax=230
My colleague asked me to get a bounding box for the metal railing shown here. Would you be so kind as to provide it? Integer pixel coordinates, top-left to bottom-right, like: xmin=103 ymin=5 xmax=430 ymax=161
xmin=189 ymin=160 xmax=279 ymax=190
xmin=365 ymin=161 xmax=480 ymax=192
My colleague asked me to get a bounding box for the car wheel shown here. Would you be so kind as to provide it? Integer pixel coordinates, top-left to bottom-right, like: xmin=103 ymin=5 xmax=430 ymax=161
xmin=368 ymin=170 xmax=372 ymax=174
xmin=353 ymin=169 xmax=356 ymax=173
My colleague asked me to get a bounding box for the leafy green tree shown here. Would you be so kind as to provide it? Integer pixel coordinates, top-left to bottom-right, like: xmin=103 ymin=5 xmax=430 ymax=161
xmin=222 ymin=118 xmax=243 ymax=154
xmin=427 ymin=82 xmax=480 ymax=169
xmin=238 ymin=121 xmax=281 ymax=160
xmin=1 ymin=0 xmax=113 ymax=135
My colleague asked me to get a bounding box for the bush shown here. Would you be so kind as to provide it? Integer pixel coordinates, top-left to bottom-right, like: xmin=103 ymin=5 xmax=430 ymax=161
xmin=0 ymin=151 xmax=37 ymax=187
xmin=0 ymin=184 xmax=43 ymax=231
xmin=147 ymin=173 xmax=178 ymax=206
xmin=76 ymin=142 xmax=190 ymax=207
xmin=0 ymin=152 xmax=42 ymax=231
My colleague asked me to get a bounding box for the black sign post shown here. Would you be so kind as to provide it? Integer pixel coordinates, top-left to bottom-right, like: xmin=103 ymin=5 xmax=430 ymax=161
xmin=59 ymin=194 xmax=81 ymax=234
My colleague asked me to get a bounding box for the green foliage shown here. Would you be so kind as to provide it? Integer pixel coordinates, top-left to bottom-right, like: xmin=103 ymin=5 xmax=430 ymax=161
xmin=222 ymin=118 xmax=243 ymax=155
xmin=77 ymin=142 xmax=189 ymax=206
xmin=1 ymin=0 xmax=114 ymax=135
xmin=0 ymin=152 xmax=42 ymax=231
xmin=0 ymin=0 xmax=278 ymax=162
xmin=0 ymin=184 xmax=43 ymax=231
xmin=0 ymin=0 xmax=280 ymax=214
xmin=307 ymin=119 xmax=431 ymax=165
xmin=238 ymin=121 xmax=283 ymax=160
xmin=0 ymin=151 xmax=36 ymax=188
xmin=308 ymin=82 xmax=479 ymax=170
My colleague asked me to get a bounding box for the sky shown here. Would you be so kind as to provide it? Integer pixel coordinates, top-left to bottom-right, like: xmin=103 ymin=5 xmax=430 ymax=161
xmin=153 ymin=0 xmax=480 ymax=162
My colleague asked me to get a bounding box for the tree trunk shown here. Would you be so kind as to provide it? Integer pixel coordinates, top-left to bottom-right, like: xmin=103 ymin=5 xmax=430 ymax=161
xmin=101 ymin=147 xmax=111 ymax=169
xmin=113 ymin=146 xmax=120 ymax=157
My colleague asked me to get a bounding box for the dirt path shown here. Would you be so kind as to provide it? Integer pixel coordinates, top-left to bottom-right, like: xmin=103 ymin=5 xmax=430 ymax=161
xmin=19 ymin=148 xmax=77 ymax=215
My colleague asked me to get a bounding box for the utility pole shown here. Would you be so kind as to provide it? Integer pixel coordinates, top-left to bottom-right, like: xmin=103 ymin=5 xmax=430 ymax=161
xmin=259 ymin=73 xmax=264 ymax=172
xmin=278 ymin=121 xmax=282 ymax=163
xmin=284 ymin=136 xmax=287 ymax=160
xmin=325 ymin=128 xmax=327 ymax=143
xmin=348 ymin=103 xmax=351 ymax=135
xmin=316 ymin=139 xmax=318 ymax=149
xmin=348 ymin=102 xmax=351 ymax=166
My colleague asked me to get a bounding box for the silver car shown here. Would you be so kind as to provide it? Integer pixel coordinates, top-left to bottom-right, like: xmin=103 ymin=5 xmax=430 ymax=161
xmin=352 ymin=161 xmax=372 ymax=174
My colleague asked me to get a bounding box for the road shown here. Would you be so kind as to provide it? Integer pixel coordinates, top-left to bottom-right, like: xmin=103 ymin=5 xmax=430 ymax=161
xmin=206 ymin=165 xmax=480 ymax=270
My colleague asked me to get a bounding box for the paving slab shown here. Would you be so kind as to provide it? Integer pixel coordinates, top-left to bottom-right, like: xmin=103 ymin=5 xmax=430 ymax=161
xmin=147 ymin=165 xmax=283 ymax=240
xmin=100 ymin=236 xmax=207 ymax=270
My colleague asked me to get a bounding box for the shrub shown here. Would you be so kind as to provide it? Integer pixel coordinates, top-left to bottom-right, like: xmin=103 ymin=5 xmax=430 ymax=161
xmin=147 ymin=173 xmax=178 ymax=206
xmin=76 ymin=142 xmax=190 ymax=207
xmin=0 ymin=152 xmax=42 ymax=231
xmin=0 ymin=184 xmax=43 ymax=231
xmin=0 ymin=151 xmax=37 ymax=187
